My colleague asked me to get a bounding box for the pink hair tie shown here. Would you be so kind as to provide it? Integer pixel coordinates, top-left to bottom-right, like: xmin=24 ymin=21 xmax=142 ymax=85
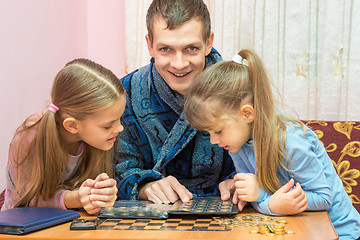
xmin=48 ymin=103 xmax=59 ymax=113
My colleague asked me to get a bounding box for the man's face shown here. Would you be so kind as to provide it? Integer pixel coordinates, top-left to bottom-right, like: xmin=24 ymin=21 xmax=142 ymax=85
xmin=146 ymin=17 xmax=214 ymax=96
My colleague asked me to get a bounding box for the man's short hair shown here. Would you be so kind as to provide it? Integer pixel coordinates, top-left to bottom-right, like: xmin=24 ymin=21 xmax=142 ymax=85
xmin=146 ymin=0 xmax=211 ymax=44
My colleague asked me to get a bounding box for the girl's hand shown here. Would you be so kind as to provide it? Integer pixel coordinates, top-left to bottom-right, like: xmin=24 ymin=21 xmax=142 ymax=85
xmin=78 ymin=179 xmax=102 ymax=215
xmin=218 ymin=178 xmax=247 ymax=211
xmin=234 ymin=173 xmax=260 ymax=202
xmin=88 ymin=173 xmax=118 ymax=208
xmin=232 ymin=191 xmax=248 ymax=211
xmin=269 ymin=179 xmax=308 ymax=215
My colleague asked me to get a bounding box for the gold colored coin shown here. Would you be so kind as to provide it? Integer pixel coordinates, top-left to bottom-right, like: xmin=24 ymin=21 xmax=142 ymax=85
xmin=272 ymin=223 xmax=286 ymax=229
xmin=276 ymin=218 xmax=287 ymax=224
xmin=274 ymin=229 xmax=286 ymax=235
xmin=212 ymin=214 xmax=293 ymax=237
xmin=266 ymin=233 xmax=276 ymax=236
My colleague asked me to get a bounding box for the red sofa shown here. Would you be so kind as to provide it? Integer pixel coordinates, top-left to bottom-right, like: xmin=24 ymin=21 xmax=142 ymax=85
xmin=0 ymin=190 xmax=3 ymax=209
xmin=303 ymin=120 xmax=360 ymax=213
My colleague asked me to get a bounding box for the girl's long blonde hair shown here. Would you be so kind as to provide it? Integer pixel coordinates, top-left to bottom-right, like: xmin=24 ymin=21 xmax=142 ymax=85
xmin=185 ymin=49 xmax=300 ymax=194
xmin=14 ymin=58 xmax=125 ymax=207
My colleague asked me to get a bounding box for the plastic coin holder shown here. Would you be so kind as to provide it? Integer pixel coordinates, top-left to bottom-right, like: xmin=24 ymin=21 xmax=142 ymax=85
xmin=98 ymin=200 xmax=170 ymax=219
xmin=169 ymin=196 xmax=239 ymax=215
xmin=98 ymin=197 xmax=239 ymax=220
xmin=70 ymin=218 xmax=99 ymax=230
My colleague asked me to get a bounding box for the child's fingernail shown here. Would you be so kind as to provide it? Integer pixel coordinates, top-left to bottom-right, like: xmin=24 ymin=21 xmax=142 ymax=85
xmin=89 ymin=195 xmax=93 ymax=200
xmin=91 ymin=189 xmax=95 ymax=194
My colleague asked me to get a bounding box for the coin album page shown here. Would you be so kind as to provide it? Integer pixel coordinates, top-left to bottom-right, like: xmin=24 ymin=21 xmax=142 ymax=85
xmin=98 ymin=197 xmax=239 ymax=219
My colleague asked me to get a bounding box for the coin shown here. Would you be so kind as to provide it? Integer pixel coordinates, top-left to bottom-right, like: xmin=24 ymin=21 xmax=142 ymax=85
xmin=212 ymin=214 xmax=294 ymax=236
xmin=272 ymin=223 xmax=286 ymax=229
xmin=276 ymin=218 xmax=287 ymax=224
xmin=266 ymin=233 xmax=276 ymax=236
xmin=274 ymin=229 xmax=286 ymax=235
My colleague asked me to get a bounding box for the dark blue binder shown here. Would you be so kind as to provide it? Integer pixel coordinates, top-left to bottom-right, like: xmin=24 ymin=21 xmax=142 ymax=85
xmin=0 ymin=207 xmax=80 ymax=235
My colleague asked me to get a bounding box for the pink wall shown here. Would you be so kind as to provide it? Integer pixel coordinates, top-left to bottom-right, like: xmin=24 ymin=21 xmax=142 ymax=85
xmin=87 ymin=1 xmax=125 ymax=78
xmin=0 ymin=0 xmax=125 ymax=191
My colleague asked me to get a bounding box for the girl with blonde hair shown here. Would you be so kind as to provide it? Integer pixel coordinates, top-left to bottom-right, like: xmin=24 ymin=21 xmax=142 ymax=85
xmin=184 ymin=49 xmax=360 ymax=239
xmin=2 ymin=58 xmax=126 ymax=215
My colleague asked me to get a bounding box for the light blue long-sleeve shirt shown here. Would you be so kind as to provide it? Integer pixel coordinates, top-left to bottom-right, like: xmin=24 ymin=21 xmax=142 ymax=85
xmin=229 ymin=122 xmax=360 ymax=240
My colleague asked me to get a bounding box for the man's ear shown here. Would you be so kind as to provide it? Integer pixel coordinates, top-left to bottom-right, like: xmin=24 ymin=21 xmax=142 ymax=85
xmin=145 ymin=34 xmax=154 ymax=57
xmin=205 ymin=32 xmax=214 ymax=56
xmin=62 ymin=117 xmax=79 ymax=134
xmin=240 ymin=104 xmax=255 ymax=123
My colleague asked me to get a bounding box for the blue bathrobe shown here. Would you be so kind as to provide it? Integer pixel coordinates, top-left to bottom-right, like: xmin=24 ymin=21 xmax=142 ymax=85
xmin=115 ymin=48 xmax=235 ymax=200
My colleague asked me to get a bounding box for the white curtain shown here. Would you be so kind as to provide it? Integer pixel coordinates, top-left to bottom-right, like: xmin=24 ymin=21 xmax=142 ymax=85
xmin=125 ymin=0 xmax=360 ymax=121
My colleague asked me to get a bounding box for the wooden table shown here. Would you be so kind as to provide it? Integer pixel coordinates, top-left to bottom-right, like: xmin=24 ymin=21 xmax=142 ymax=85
xmin=0 ymin=207 xmax=337 ymax=240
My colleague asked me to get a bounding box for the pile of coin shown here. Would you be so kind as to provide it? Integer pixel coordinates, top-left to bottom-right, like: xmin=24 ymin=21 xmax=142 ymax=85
xmin=254 ymin=222 xmax=288 ymax=236
xmin=213 ymin=214 xmax=295 ymax=236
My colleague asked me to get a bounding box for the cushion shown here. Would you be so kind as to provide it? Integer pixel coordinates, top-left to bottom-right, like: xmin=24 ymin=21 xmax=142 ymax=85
xmin=0 ymin=190 xmax=4 ymax=209
xmin=302 ymin=120 xmax=360 ymax=213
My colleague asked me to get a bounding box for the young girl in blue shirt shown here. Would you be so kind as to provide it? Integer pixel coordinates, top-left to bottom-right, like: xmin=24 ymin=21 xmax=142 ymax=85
xmin=184 ymin=49 xmax=360 ymax=239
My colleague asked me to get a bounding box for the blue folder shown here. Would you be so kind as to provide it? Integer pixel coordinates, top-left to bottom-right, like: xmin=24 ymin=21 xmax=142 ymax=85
xmin=0 ymin=207 xmax=80 ymax=235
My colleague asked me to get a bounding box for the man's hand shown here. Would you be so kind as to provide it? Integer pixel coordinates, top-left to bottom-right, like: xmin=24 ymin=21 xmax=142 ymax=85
xmin=269 ymin=179 xmax=308 ymax=215
xmin=219 ymin=178 xmax=235 ymax=201
xmin=138 ymin=176 xmax=193 ymax=204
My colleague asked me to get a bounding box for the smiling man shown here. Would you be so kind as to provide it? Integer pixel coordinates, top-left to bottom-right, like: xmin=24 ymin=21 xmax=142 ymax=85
xmin=115 ymin=0 xmax=236 ymax=204
xmin=145 ymin=16 xmax=212 ymax=96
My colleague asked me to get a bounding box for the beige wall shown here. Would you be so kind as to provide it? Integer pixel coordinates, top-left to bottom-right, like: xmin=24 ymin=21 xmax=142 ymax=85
xmin=125 ymin=0 xmax=360 ymax=121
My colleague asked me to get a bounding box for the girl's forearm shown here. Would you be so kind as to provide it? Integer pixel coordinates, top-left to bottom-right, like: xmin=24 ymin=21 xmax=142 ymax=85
xmin=64 ymin=190 xmax=82 ymax=209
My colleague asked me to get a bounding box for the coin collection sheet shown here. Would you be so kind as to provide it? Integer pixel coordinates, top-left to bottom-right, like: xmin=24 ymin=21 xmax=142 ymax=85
xmin=98 ymin=197 xmax=238 ymax=219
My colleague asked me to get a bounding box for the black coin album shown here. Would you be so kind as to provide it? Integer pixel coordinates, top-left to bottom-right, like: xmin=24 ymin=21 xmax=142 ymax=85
xmin=98 ymin=196 xmax=239 ymax=220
